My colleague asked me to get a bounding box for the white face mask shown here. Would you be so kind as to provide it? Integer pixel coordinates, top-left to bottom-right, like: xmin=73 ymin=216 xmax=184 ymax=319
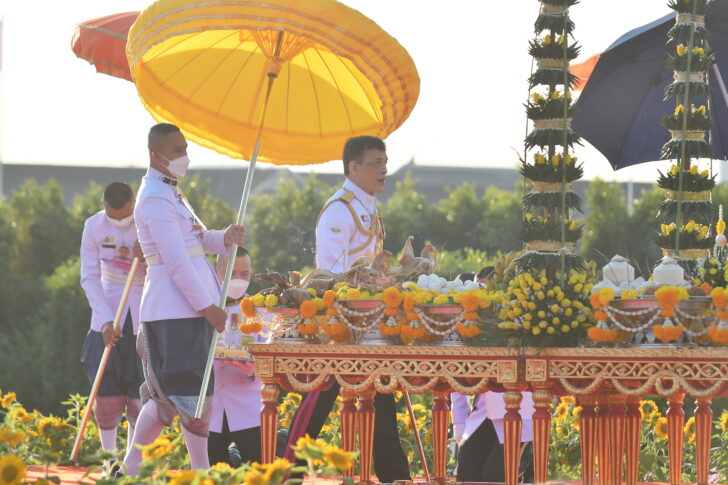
xmin=106 ymin=214 xmax=134 ymax=228
xmin=161 ymin=154 xmax=190 ymax=178
xmin=227 ymin=279 xmax=250 ymax=299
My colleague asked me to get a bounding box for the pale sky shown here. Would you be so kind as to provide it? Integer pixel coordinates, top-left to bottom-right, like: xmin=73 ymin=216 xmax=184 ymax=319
xmin=1 ymin=0 xmax=693 ymax=182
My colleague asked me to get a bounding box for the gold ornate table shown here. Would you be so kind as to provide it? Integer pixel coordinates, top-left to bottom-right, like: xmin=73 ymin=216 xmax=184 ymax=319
xmin=248 ymin=344 xmax=728 ymax=485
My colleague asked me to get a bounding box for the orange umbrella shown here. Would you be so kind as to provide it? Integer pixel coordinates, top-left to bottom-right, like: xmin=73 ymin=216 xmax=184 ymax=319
xmin=71 ymin=12 xmax=139 ymax=81
xmin=569 ymin=53 xmax=600 ymax=91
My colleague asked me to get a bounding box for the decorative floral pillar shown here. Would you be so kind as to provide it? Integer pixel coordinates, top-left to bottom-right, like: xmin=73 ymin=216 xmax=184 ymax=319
xmin=431 ymin=390 xmax=450 ymax=485
xmin=260 ymin=378 xmax=280 ymax=464
xmin=356 ymin=388 xmax=377 ymax=484
xmin=624 ymin=397 xmax=642 ymax=485
xmin=658 ymin=0 xmax=715 ymax=269
xmin=578 ymin=395 xmax=598 ymax=485
xmin=518 ymin=0 xmax=584 ymax=277
xmin=503 ymin=386 xmax=524 ymax=485
xmin=531 ymin=383 xmax=552 ymax=484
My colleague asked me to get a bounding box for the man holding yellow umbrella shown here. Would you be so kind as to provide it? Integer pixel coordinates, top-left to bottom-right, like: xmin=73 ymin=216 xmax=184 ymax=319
xmin=124 ymin=0 xmax=419 ymax=474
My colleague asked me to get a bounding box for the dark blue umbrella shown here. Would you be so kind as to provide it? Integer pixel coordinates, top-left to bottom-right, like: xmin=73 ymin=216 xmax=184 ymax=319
xmin=572 ymin=0 xmax=728 ymax=170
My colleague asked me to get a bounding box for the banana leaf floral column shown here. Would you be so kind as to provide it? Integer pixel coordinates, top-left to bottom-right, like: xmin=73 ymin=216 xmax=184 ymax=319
xmin=657 ymin=0 xmax=715 ymax=270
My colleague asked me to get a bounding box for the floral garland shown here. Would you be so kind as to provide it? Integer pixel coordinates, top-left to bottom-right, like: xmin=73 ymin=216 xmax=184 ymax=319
xmin=709 ymin=287 xmax=728 ymax=345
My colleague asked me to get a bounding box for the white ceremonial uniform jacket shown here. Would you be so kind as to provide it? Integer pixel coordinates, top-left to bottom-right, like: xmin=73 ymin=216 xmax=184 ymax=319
xmin=210 ymin=302 xmax=265 ymax=433
xmin=451 ymin=391 xmax=535 ymax=445
xmin=315 ymin=179 xmax=384 ymax=273
xmin=135 ymin=167 xmax=229 ymax=322
xmin=80 ymin=211 xmax=145 ymax=334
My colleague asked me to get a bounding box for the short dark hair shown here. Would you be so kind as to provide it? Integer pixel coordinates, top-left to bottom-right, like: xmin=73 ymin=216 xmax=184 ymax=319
xmin=234 ymin=246 xmax=250 ymax=259
xmin=148 ymin=123 xmax=181 ymax=150
xmin=342 ymin=136 xmax=386 ymax=176
xmin=476 ymin=266 xmax=495 ymax=280
xmin=456 ymin=272 xmax=475 ymax=282
xmin=103 ymin=182 xmax=133 ymax=209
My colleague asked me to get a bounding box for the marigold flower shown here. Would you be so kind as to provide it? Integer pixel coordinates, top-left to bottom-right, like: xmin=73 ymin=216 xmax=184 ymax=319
xmin=240 ymin=298 xmax=257 ymax=318
xmin=460 ymin=293 xmax=480 ymax=312
xmin=323 ymin=290 xmax=336 ymax=307
xmin=299 ymin=300 xmax=318 ymax=319
xmin=383 ymin=287 xmax=403 ymax=308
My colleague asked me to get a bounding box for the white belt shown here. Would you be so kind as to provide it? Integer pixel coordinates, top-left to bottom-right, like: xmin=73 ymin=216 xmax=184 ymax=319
xmin=146 ymin=244 xmax=205 ymax=266
xmin=101 ymin=268 xmax=145 ymax=287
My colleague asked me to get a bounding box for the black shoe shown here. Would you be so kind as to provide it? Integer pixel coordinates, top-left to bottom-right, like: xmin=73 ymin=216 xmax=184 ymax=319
xmin=276 ymin=429 xmax=289 ymax=458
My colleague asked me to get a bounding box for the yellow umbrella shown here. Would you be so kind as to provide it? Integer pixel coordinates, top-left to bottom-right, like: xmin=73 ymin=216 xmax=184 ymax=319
xmin=126 ymin=0 xmax=419 ymax=419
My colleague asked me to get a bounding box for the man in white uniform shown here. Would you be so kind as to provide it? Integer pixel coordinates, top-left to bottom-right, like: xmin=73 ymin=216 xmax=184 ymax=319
xmin=285 ymin=136 xmax=411 ymax=483
xmin=208 ymin=247 xmax=264 ymax=466
xmin=451 ymin=391 xmax=535 ymax=482
xmin=121 ymin=123 xmax=247 ymax=474
xmin=80 ymin=182 xmax=145 ymax=455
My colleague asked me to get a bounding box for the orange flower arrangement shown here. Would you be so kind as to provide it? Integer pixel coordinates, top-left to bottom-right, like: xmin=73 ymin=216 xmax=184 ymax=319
xmin=654 ymin=286 xmax=688 ymax=318
xmin=460 ymin=293 xmax=480 ymax=312
xmin=587 ymin=327 xmax=617 ymax=342
xmin=239 ymin=321 xmax=263 ymax=334
xmin=708 ymin=324 xmax=728 ymax=345
xmin=297 ymin=321 xmax=319 ymax=335
xmin=322 ymin=320 xmax=348 ymax=338
xmin=299 ymin=300 xmax=319 ymax=320
xmin=383 ymin=287 xmax=403 ymax=308
xmin=241 ymin=298 xmax=257 ymax=318
xmin=463 ymin=311 xmax=478 ymax=321
xmin=400 ymin=322 xmax=427 ymax=339
xmin=379 ymin=321 xmax=402 ymax=336
xmin=712 ymin=287 xmax=728 ymax=319
xmin=653 ymin=323 xmax=684 ymax=342
xmin=455 ymin=322 xmax=482 ymax=337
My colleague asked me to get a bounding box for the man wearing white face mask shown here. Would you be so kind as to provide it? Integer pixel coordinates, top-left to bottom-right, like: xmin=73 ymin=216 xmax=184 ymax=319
xmin=79 ymin=182 xmax=146 ymax=461
xmin=207 ymin=246 xmax=264 ymax=466
xmin=122 ymin=123 xmax=247 ymax=475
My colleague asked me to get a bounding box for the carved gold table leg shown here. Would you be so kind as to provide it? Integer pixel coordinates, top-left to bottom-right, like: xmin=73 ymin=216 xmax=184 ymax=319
xmin=596 ymin=395 xmax=611 ymax=485
xmin=260 ymin=378 xmax=280 ymax=464
xmin=432 ymin=390 xmax=450 ymax=485
xmin=503 ymin=386 xmax=523 ymax=485
xmin=667 ymin=393 xmax=685 ymax=485
xmin=624 ymin=397 xmax=641 ymax=485
xmin=695 ymin=397 xmax=712 ymax=485
xmin=578 ymin=396 xmax=598 ymax=485
xmin=341 ymin=389 xmax=358 ymax=480
xmin=356 ymin=389 xmax=376 ymax=485
xmin=606 ymin=394 xmax=626 ymax=485
xmin=531 ymin=385 xmax=552 ymax=485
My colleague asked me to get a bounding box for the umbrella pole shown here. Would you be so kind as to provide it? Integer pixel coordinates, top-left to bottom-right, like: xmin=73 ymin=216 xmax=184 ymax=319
xmin=70 ymin=257 xmax=140 ymax=461
xmin=195 ymin=35 xmax=283 ymax=419
xmin=711 ymin=63 xmax=728 ymax=111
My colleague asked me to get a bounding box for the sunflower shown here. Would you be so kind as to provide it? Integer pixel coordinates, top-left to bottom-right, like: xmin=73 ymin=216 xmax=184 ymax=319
xmin=655 ymin=417 xmax=669 ymax=440
xmin=322 ymin=446 xmax=354 ymax=471
xmin=243 ymin=470 xmax=266 ymax=485
xmin=262 ymin=458 xmax=293 ymax=482
xmin=0 ymin=430 xmax=26 ymax=447
xmin=719 ymin=411 xmax=728 ymax=433
xmin=167 ymin=470 xmax=198 ymax=485
xmin=0 ymin=394 xmax=16 ymax=409
xmin=141 ymin=437 xmax=172 ymax=460
xmin=639 ymin=400 xmax=659 ymax=421
xmin=553 ymin=402 xmax=569 ymax=420
xmin=560 ymin=396 xmax=576 ymax=405
xmin=0 ymin=455 xmax=26 ymax=485
xmin=683 ymin=416 xmax=696 ymax=443
xmin=210 ymin=462 xmax=234 ymax=472
xmin=10 ymin=408 xmax=31 ymax=425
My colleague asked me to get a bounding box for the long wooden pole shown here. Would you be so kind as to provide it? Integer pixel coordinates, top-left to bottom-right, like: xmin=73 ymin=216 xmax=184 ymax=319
xmin=70 ymin=257 xmax=140 ymax=461
xmin=403 ymin=391 xmax=430 ymax=481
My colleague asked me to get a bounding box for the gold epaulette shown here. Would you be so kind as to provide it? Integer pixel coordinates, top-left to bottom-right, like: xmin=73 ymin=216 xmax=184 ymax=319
xmin=339 ymin=191 xmax=355 ymax=203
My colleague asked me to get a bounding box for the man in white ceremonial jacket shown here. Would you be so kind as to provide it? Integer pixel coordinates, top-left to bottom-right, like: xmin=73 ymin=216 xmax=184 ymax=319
xmin=122 ymin=123 xmax=247 ymax=475
xmin=80 ymin=182 xmax=145 ymax=455
xmin=208 ymin=246 xmax=264 ymax=466
xmin=284 ymin=136 xmax=411 ymax=483
xmin=451 ymin=391 xmax=535 ymax=482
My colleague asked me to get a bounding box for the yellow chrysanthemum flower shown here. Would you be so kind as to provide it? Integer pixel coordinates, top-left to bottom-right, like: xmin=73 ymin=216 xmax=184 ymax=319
xmin=0 ymin=455 xmax=25 ymax=485
xmin=264 ymin=294 xmax=279 ymax=307
xmin=251 ymin=294 xmax=265 ymax=307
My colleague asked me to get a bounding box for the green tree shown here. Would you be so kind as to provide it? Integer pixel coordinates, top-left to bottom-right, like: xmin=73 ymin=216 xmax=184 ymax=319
xmin=380 ymin=174 xmax=433 ymax=253
xmin=477 ymin=186 xmax=522 ymax=253
xmin=247 ymin=174 xmax=333 ymax=276
xmin=581 ymin=179 xmax=629 ymax=264
xmin=179 ymin=176 xmax=235 ymax=230
xmin=431 ymin=184 xmax=487 ymax=251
